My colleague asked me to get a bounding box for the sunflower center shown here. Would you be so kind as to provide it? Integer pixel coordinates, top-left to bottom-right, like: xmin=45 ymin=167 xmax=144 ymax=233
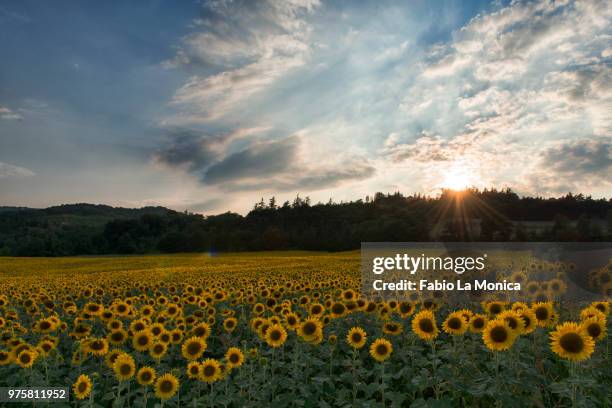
xmin=160 ymin=380 xmax=173 ymax=393
xmin=120 ymin=364 xmax=132 ymax=375
xmin=419 ymin=319 xmax=434 ymax=333
xmin=187 ymin=342 xmax=201 ymax=354
xmin=587 ymin=323 xmax=601 ymax=338
xmin=303 ymin=323 xmax=316 ymax=335
xmin=376 ymin=344 xmax=388 ymax=355
xmin=78 ymin=382 xmax=87 ymax=393
xmin=351 ymin=333 xmax=362 ymax=342
xmin=230 ymin=354 xmax=240 ymax=363
xmin=141 ymin=372 xmax=152 ymax=382
xmin=270 ymin=330 xmax=281 ymax=341
xmin=472 ymin=318 xmax=484 ymax=329
xmin=490 ymin=304 xmax=502 ymax=314
xmin=490 ymin=326 xmax=508 ymax=343
xmin=535 ymin=308 xmax=549 ymax=320
xmin=203 ymin=365 xmax=215 ymax=377
xmin=448 ymin=318 xmax=462 ymax=330
xmin=560 ymin=332 xmax=584 ymax=353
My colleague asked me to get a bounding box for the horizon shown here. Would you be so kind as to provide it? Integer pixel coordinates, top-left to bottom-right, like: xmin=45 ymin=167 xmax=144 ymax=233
xmin=1 ymin=0 xmax=611 ymax=214
xmin=2 ymin=187 xmax=611 ymax=217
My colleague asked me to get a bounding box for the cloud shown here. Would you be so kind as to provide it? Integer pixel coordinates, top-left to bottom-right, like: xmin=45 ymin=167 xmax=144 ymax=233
xmin=0 ymin=162 xmax=34 ymax=178
xmin=390 ymin=0 xmax=612 ymax=196
xmin=163 ymin=0 xmax=320 ymax=123
xmin=153 ymin=127 xmax=270 ymax=171
xmin=521 ymin=138 xmax=612 ymax=195
xmin=203 ymin=136 xmax=300 ymax=184
xmin=155 ymin=129 xmax=375 ymax=192
xmin=0 ymin=106 xmax=23 ymax=120
xmin=539 ymin=138 xmax=612 ymax=176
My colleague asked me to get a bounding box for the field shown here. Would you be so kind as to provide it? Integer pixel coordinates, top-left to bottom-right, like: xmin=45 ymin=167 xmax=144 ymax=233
xmin=0 ymin=252 xmax=610 ymax=407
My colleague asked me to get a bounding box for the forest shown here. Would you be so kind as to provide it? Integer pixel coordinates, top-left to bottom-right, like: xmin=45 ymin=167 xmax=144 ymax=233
xmin=1 ymin=189 xmax=611 ymax=256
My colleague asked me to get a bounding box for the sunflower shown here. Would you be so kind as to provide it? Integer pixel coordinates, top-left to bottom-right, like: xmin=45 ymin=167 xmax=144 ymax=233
xmin=72 ymin=374 xmax=92 ymax=400
xmin=382 ymin=322 xmax=403 ymax=336
xmin=484 ymin=301 xmax=506 ymax=316
xmin=37 ymin=340 xmax=56 ymax=356
xmin=469 ymin=314 xmax=488 ymax=333
xmin=105 ymin=349 xmax=122 ymax=369
xmin=297 ymin=318 xmax=323 ymax=342
xmin=225 ymin=347 xmax=244 ymax=369
xmin=137 ymin=366 xmax=156 ymax=386
xmin=265 ymin=324 xmax=288 ymax=348
xmin=154 ymin=373 xmax=179 ymax=400
xmin=200 ymin=358 xmax=222 ymax=383
xmin=397 ymin=302 xmax=415 ymax=318
xmin=579 ymin=306 xmax=605 ymax=321
xmin=223 ymin=317 xmax=238 ymax=333
xmin=0 ymin=350 xmax=13 ymax=366
xmin=150 ymin=342 xmax=168 ymax=360
xmin=581 ymin=316 xmax=607 ymax=342
xmin=369 ymin=338 xmax=393 ymax=362
xmin=511 ymin=302 xmax=529 ymax=313
xmin=284 ymin=313 xmax=300 ymax=330
xmin=107 ymin=329 xmax=128 ymax=346
xmin=590 ymin=301 xmax=609 ymax=316
xmin=170 ymin=329 xmax=184 ymax=344
xmin=149 ymin=323 xmax=165 ymax=338
xmin=132 ymin=330 xmax=153 ymax=352
xmin=181 ymin=336 xmax=207 ymax=360
xmin=411 ymin=310 xmax=439 ymax=341
xmin=532 ymin=302 xmax=555 ymax=328
xmin=550 ymin=322 xmax=595 ymax=361
xmin=16 ymin=349 xmax=37 ymax=368
xmin=346 ymin=327 xmax=367 ymax=349
xmin=330 ymin=302 xmax=346 ymax=318
xmin=518 ymin=308 xmax=537 ymax=334
xmin=443 ymin=312 xmax=468 ymax=336
xmin=498 ymin=310 xmax=524 ymax=335
xmin=87 ymin=338 xmax=109 ymax=356
xmin=113 ymin=353 xmax=136 ymax=381
xmin=309 ymin=303 xmax=325 ymax=317
xmin=186 ymin=361 xmax=202 ymax=379
xmin=130 ymin=319 xmax=148 ymax=333
xmin=482 ymin=320 xmax=516 ymax=351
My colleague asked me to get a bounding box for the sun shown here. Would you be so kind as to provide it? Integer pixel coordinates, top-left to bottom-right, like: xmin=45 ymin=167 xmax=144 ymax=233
xmin=440 ymin=171 xmax=472 ymax=191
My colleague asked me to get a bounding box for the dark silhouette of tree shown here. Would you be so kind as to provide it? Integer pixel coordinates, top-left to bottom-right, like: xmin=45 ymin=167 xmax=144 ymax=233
xmin=0 ymin=189 xmax=610 ymax=256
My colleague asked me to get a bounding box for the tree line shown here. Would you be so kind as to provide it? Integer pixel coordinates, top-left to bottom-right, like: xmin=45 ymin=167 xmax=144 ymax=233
xmin=1 ymin=189 xmax=611 ymax=256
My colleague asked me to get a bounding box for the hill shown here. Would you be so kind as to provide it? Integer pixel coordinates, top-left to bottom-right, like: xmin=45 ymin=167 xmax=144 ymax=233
xmin=0 ymin=189 xmax=611 ymax=256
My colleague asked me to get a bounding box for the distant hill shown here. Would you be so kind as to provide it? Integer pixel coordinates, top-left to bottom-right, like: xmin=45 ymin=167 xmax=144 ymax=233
xmin=0 ymin=206 xmax=35 ymax=213
xmin=1 ymin=189 xmax=611 ymax=256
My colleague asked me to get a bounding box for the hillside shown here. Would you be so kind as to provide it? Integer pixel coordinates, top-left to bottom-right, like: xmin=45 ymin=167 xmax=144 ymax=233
xmin=1 ymin=189 xmax=611 ymax=256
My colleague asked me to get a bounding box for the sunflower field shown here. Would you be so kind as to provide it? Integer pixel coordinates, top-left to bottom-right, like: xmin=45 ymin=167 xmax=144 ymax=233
xmin=0 ymin=252 xmax=610 ymax=407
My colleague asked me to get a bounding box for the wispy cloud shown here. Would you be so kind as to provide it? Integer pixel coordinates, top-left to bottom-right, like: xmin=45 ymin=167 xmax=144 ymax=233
xmin=163 ymin=0 xmax=320 ymax=123
xmin=0 ymin=162 xmax=34 ymax=178
xmin=0 ymin=105 xmax=23 ymax=120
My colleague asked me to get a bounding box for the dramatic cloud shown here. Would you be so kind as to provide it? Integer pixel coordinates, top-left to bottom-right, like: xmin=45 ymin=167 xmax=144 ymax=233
xmin=390 ymin=0 xmax=612 ymax=196
xmin=153 ymin=127 xmax=270 ymax=171
xmin=203 ymin=136 xmax=299 ymax=184
xmin=164 ymin=0 xmax=320 ymax=122
xmin=3 ymin=0 xmax=611 ymax=213
xmin=0 ymin=162 xmax=34 ymax=178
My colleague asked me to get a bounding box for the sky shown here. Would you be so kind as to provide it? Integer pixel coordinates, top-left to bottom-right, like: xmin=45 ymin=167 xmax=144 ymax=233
xmin=0 ymin=0 xmax=611 ymax=214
